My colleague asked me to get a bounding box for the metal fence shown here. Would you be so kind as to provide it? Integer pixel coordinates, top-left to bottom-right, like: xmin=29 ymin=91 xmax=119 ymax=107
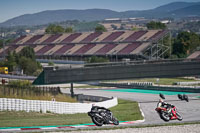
xmin=0 ymin=85 xmax=61 ymax=97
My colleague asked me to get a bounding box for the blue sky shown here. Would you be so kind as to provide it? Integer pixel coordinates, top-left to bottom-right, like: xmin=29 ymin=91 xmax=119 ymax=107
xmin=0 ymin=0 xmax=200 ymax=23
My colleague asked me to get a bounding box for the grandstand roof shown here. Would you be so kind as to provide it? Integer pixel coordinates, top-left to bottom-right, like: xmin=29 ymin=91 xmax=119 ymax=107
xmin=0 ymin=30 xmax=168 ymax=57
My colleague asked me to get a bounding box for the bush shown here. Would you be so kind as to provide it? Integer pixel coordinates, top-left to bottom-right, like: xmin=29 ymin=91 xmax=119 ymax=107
xmin=87 ymin=56 xmax=109 ymax=63
xmin=8 ymin=80 xmax=31 ymax=88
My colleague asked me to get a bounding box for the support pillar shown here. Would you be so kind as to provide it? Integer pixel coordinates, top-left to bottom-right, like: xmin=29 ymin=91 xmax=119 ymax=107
xmin=70 ymin=83 xmax=74 ymax=97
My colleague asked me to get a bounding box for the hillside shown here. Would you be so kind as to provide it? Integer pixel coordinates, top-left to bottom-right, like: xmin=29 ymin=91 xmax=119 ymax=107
xmin=1 ymin=2 xmax=200 ymax=27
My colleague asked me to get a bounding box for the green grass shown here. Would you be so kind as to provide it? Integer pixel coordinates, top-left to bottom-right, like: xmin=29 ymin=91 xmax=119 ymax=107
xmin=107 ymin=78 xmax=196 ymax=85
xmin=0 ymin=99 xmax=142 ymax=127
xmin=110 ymin=99 xmax=143 ymax=121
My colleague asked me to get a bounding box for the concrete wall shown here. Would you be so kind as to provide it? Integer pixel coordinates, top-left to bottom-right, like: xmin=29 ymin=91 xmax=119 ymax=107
xmin=0 ymin=97 xmax=118 ymax=114
xmin=40 ymin=60 xmax=200 ymax=84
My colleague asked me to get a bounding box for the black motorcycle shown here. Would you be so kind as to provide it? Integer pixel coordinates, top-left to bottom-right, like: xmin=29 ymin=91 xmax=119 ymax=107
xmin=88 ymin=106 xmax=119 ymax=126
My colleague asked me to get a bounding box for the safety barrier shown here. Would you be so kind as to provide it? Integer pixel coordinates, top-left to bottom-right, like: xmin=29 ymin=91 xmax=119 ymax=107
xmin=175 ymin=81 xmax=200 ymax=86
xmin=0 ymin=97 xmax=118 ymax=114
xmin=103 ymin=82 xmax=154 ymax=86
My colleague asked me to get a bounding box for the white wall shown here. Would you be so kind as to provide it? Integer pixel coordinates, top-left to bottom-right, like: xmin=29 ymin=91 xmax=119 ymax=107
xmin=0 ymin=97 xmax=118 ymax=114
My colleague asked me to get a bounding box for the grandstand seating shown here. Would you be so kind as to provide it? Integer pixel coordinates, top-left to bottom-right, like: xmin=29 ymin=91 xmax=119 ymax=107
xmin=74 ymin=44 xmax=96 ymax=55
xmin=102 ymin=31 xmax=124 ymax=42
xmin=95 ymin=44 xmax=117 ymax=55
xmin=0 ymin=30 xmax=169 ymax=59
xmin=44 ymin=45 xmax=63 ymax=55
xmin=53 ymin=44 xmax=74 ymax=55
xmin=118 ymin=42 xmax=141 ymax=54
xmin=149 ymin=30 xmax=167 ymax=41
xmin=81 ymin=32 xmax=102 ymax=42
xmin=24 ymin=35 xmax=43 ymax=44
xmin=41 ymin=34 xmax=62 ymax=44
xmin=72 ymin=33 xmax=91 ymax=43
xmin=36 ymin=45 xmax=55 ymax=55
xmin=131 ymin=42 xmax=150 ymax=54
xmin=12 ymin=36 xmax=26 ymax=44
xmin=84 ymin=44 xmax=105 ymax=55
xmin=61 ymin=33 xmax=82 ymax=43
xmin=66 ymin=45 xmax=84 ymax=55
xmin=187 ymin=51 xmax=200 ymax=59
xmin=124 ymin=31 xmax=147 ymax=42
xmin=0 ymin=45 xmax=18 ymax=56
xmin=18 ymin=36 xmax=33 ymax=44
xmin=107 ymin=43 xmax=129 ymax=54
xmin=15 ymin=46 xmax=25 ymax=53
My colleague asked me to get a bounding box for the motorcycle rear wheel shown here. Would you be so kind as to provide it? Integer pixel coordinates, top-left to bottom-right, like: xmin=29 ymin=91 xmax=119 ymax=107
xmin=92 ymin=116 xmax=104 ymax=126
xmin=176 ymin=112 xmax=183 ymax=121
xmin=160 ymin=112 xmax=170 ymax=122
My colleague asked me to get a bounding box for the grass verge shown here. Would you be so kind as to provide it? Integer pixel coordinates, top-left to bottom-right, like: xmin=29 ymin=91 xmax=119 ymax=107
xmin=0 ymin=99 xmax=143 ymax=127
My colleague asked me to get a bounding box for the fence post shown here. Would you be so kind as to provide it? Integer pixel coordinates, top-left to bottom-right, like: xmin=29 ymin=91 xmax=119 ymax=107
xmin=70 ymin=83 xmax=74 ymax=98
xmin=8 ymin=87 xmax=10 ymax=96
xmin=12 ymin=87 xmax=14 ymax=95
xmin=43 ymin=87 xmax=44 ymax=96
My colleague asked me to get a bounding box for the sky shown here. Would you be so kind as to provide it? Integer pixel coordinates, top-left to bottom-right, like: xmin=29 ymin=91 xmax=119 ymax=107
xmin=0 ymin=0 xmax=200 ymax=23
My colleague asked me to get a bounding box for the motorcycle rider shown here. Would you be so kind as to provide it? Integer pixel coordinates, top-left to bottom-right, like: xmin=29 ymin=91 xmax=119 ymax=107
xmin=91 ymin=104 xmax=111 ymax=122
xmin=157 ymin=99 xmax=173 ymax=115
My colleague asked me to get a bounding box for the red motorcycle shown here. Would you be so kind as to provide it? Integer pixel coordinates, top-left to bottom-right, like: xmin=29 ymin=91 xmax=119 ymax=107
xmin=155 ymin=103 xmax=183 ymax=122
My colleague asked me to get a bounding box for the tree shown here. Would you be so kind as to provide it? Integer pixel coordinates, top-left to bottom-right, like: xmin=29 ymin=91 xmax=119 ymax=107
xmin=5 ymin=51 xmax=17 ymax=71
xmin=87 ymin=56 xmax=109 ymax=63
xmin=18 ymin=57 xmax=41 ymax=76
xmin=48 ymin=61 xmax=54 ymax=66
xmin=19 ymin=46 xmax=35 ymax=60
xmin=0 ymin=39 xmax=3 ymax=48
xmin=65 ymin=27 xmax=73 ymax=33
xmin=172 ymin=31 xmax=200 ymax=58
xmin=1 ymin=46 xmax=42 ymax=76
xmin=95 ymin=25 xmax=107 ymax=32
xmin=147 ymin=21 xmax=167 ymax=30
xmin=45 ymin=24 xmax=65 ymax=34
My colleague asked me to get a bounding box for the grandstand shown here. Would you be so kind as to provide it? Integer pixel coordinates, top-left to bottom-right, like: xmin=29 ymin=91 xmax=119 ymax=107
xmin=0 ymin=30 xmax=170 ymax=61
xmin=187 ymin=51 xmax=200 ymax=59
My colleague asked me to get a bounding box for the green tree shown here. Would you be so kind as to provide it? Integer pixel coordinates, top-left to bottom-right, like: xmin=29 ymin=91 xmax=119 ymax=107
xmin=45 ymin=24 xmax=65 ymax=34
xmin=172 ymin=31 xmax=200 ymax=58
xmin=48 ymin=61 xmax=54 ymax=66
xmin=18 ymin=57 xmax=40 ymax=75
xmin=19 ymin=46 xmax=35 ymax=60
xmin=87 ymin=56 xmax=109 ymax=63
xmin=95 ymin=25 xmax=107 ymax=32
xmin=5 ymin=51 xmax=17 ymax=71
xmin=147 ymin=21 xmax=167 ymax=30
xmin=0 ymin=40 xmax=3 ymax=48
xmin=65 ymin=27 xmax=73 ymax=33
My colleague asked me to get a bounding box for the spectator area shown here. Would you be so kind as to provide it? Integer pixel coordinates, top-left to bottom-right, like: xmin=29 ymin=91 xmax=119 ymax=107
xmin=0 ymin=30 xmax=168 ymax=58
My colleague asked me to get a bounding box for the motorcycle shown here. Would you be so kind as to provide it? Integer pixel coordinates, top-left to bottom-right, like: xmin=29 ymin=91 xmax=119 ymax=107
xmin=88 ymin=106 xmax=119 ymax=126
xmin=155 ymin=103 xmax=183 ymax=122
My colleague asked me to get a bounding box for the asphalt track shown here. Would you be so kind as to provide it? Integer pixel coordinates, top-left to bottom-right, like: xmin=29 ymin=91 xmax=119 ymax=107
xmin=61 ymin=88 xmax=200 ymax=125
xmin=1 ymin=88 xmax=200 ymax=132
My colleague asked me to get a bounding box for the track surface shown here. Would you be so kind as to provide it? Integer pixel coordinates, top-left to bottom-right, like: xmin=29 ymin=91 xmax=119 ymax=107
xmin=1 ymin=88 xmax=200 ymax=132
xmin=61 ymin=88 xmax=200 ymax=125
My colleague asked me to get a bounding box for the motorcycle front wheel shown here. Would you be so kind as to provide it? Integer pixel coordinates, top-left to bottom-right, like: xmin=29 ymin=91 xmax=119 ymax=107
xmin=160 ymin=112 xmax=170 ymax=122
xmin=176 ymin=112 xmax=183 ymax=121
xmin=92 ymin=116 xmax=104 ymax=126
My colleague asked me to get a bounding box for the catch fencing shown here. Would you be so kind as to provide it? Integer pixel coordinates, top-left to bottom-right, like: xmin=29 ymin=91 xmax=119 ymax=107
xmin=0 ymin=97 xmax=118 ymax=114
